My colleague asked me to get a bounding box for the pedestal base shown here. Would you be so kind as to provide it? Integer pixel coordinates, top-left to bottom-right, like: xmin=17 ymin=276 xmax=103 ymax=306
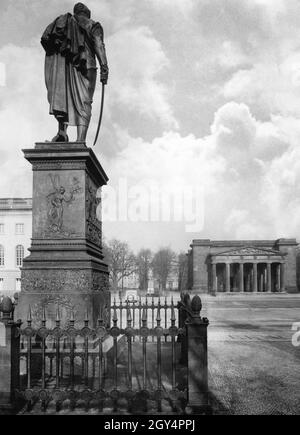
xmin=18 ymin=268 xmax=110 ymax=327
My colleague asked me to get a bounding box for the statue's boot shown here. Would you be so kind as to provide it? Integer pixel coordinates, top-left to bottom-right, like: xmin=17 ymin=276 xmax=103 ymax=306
xmin=52 ymin=132 xmax=69 ymax=142
xmin=52 ymin=121 xmax=69 ymax=143
xmin=77 ymin=125 xmax=88 ymax=143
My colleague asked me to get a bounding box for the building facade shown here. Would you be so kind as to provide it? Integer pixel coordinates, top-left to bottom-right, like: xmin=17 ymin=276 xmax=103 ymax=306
xmin=188 ymin=239 xmax=299 ymax=294
xmin=0 ymin=198 xmax=32 ymax=294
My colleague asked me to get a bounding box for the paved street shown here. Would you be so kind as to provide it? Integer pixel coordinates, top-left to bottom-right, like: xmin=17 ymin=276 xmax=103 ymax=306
xmin=200 ymin=294 xmax=300 ymax=415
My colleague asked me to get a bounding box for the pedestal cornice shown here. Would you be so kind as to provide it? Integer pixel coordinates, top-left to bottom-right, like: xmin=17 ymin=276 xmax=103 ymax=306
xmin=23 ymin=142 xmax=109 ymax=186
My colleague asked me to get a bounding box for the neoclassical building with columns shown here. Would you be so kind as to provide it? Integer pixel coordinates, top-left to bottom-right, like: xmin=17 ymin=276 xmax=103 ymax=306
xmin=187 ymin=239 xmax=299 ymax=294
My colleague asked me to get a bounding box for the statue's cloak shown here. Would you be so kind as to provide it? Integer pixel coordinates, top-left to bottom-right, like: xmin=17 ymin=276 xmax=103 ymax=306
xmin=41 ymin=13 xmax=97 ymax=126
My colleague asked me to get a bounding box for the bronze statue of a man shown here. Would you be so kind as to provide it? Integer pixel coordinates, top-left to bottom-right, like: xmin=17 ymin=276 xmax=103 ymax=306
xmin=41 ymin=2 xmax=109 ymax=143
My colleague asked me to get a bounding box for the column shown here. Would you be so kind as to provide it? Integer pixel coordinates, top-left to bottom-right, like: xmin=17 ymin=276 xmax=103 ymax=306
xmin=280 ymin=263 xmax=286 ymax=292
xmin=260 ymin=273 xmax=264 ymax=292
xmin=226 ymin=263 xmax=231 ymax=293
xmin=253 ymin=263 xmax=258 ymax=293
xmin=276 ymin=264 xmax=281 ymax=292
xmin=233 ymin=267 xmax=238 ymax=292
xmin=267 ymin=263 xmax=272 ymax=293
xmin=239 ymin=263 xmax=244 ymax=292
xmin=246 ymin=272 xmax=250 ymax=292
xmin=212 ymin=263 xmax=217 ymax=293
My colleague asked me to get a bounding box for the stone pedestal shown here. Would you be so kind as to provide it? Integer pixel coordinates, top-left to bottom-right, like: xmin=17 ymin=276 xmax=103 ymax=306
xmin=17 ymin=142 xmax=110 ymax=327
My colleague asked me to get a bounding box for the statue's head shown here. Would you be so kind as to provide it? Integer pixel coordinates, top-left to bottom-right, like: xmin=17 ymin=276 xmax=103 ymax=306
xmin=60 ymin=187 xmax=66 ymax=194
xmin=74 ymin=2 xmax=91 ymax=18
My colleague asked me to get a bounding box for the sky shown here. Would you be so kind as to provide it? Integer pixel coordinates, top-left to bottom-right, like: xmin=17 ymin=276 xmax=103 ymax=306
xmin=1 ymin=0 xmax=300 ymax=253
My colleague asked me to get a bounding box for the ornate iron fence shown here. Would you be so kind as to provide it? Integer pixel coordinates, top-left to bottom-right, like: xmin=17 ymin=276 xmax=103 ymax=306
xmin=0 ymin=292 xmax=209 ymax=414
xmin=111 ymin=296 xmax=179 ymax=341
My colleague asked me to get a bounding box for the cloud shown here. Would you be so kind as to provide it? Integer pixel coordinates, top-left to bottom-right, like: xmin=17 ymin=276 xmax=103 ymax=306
xmin=102 ymin=100 xmax=300 ymax=250
xmin=223 ymin=53 xmax=300 ymax=119
xmin=149 ymin=0 xmax=195 ymax=16
xmin=0 ymin=42 xmax=50 ymax=197
xmin=107 ymin=26 xmax=178 ymax=130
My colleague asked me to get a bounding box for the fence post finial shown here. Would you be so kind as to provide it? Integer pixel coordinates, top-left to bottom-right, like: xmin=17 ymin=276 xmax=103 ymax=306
xmin=85 ymin=308 xmax=89 ymax=325
xmin=42 ymin=306 xmax=46 ymax=325
xmin=56 ymin=305 xmax=60 ymax=324
xmin=142 ymin=307 xmax=147 ymax=325
xmin=113 ymin=306 xmax=118 ymax=326
xmin=70 ymin=308 xmax=75 ymax=325
xmin=127 ymin=307 xmax=132 ymax=324
xmin=191 ymin=295 xmax=202 ymax=317
xmin=0 ymin=296 xmax=15 ymax=321
xmin=27 ymin=305 xmax=32 ymax=325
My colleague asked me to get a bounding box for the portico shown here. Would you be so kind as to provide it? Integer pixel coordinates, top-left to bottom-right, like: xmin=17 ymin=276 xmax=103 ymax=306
xmin=210 ymin=247 xmax=286 ymax=293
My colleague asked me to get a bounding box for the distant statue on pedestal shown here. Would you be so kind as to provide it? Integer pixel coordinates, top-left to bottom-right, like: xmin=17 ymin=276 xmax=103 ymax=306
xmin=41 ymin=2 xmax=109 ymax=143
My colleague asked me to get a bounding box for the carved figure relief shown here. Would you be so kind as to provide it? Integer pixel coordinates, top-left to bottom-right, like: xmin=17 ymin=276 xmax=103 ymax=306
xmin=214 ymin=246 xmax=285 ymax=257
xmin=46 ymin=174 xmax=82 ymax=237
xmin=86 ymin=179 xmax=102 ymax=246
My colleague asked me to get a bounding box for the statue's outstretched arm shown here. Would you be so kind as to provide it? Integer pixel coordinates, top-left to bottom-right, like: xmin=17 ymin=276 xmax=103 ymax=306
xmin=93 ymin=23 xmax=109 ymax=84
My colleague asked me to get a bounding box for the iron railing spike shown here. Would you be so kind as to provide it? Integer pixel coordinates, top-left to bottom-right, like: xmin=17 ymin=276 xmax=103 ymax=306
xmin=56 ymin=305 xmax=60 ymax=322
xmin=127 ymin=307 xmax=132 ymax=323
xmin=27 ymin=305 xmax=32 ymax=323
xmin=157 ymin=308 xmax=161 ymax=323
xmin=98 ymin=307 xmax=103 ymax=325
xmin=70 ymin=308 xmax=75 ymax=323
xmin=171 ymin=304 xmax=176 ymax=322
xmin=142 ymin=307 xmax=147 ymax=322
xmin=42 ymin=306 xmax=46 ymax=323
xmin=113 ymin=307 xmax=118 ymax=323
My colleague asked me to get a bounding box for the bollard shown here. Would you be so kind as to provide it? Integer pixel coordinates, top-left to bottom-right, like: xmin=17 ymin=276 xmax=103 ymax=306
xmin=0 ymin=297 xmax=22 ymax=412
xmin=185 ymin=295 xmax=210 ymax=414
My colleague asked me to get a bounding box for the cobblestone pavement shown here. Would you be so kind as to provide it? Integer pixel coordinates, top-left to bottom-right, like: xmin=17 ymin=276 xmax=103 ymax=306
xmin=204 ymin=294 xmax=300 ymax=415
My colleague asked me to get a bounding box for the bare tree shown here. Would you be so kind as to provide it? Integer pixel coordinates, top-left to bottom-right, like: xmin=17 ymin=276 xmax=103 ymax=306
xmin=151 ymin=248 xmax=176 ymax=292
xmin=103 ymin=239 xmax=136 ymax=290
xmin=177 ymin=252 xmax=188 ymax=292
xmin=136 ymin=249 xmax=152 ymax=291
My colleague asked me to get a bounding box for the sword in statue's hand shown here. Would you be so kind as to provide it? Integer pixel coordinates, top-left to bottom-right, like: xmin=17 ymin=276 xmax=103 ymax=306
xmin=93 ymin=82 xmax=106 ymax=147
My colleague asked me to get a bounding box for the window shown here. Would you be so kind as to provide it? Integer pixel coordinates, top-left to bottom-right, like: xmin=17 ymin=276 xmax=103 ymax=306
xmin=15 ymin=223 xmax=24 ymax=235
xmin=16 ymin=245 xmax=24 ymax=267
xmin=0 ymin=278 xmax=3 ymax=291
xmin=15 ymin=278 xmax=21 ymax=292
xmin=0 ymin=223 xmax=4 ymax=234
xmin=0 ymin=245 xmax=4 ymax=266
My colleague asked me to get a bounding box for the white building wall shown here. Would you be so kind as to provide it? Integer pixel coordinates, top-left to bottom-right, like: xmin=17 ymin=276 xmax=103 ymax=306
xmin=0 ymin=200 xmax=32 ymax=295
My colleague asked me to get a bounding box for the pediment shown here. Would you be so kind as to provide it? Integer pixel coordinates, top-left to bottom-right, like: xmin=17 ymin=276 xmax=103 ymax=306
xmin=212 ymin=246 xmax=286 ymax=257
